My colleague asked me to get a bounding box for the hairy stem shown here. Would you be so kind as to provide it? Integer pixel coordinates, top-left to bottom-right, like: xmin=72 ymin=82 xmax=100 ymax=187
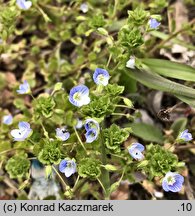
xmin=73 ymin=126 xmax=87 ymax=153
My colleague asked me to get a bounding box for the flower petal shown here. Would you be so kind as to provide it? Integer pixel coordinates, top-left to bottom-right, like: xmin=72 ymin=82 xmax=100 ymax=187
xmin=85 ymin=128 xmax=98 ymax=143
xmin=93 ymin=68 xmax=110 ymax=86
xmin=162 ymin=179 xmax=170 ymax=192
xmin=59 ymin=160 xmax=67 ymax=173
xmin=69 ymin=85 xmax=90 ymax=107
xmin=17 ymin=0 xmax=32 ymax=10
xmin=18 ymin=122 xmax=30 ymax=129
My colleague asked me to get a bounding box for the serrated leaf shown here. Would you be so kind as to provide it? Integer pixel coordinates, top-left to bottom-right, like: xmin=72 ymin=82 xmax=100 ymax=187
xmin=127 ymin=122 xmax=164 ymax=143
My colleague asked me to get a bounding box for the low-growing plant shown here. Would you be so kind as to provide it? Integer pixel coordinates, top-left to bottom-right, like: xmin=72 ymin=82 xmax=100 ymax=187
xmin=0 ymin=0 xmax=194 ymax=200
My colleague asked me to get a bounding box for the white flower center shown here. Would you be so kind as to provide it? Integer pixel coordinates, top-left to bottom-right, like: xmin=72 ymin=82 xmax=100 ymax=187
xmin=73 ymin=92 xmax=82 ymax=101
xmin=167 ymin=176 xmax=176 ymax=185
xmin=97 ymin=74 xmax=106 ymax=83
xmin=67 ymin=162 xmax=72 ymax=168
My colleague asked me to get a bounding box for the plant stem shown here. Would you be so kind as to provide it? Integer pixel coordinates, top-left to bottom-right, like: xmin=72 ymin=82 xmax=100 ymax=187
xmin=100 ymin=125 xmax=110 ymax=199
xmin=110 ymin=153 xmax=127 ymax=160
xmin=52 ymin=165 xmax=68 ymax=189
xmin=62 ymin=142 xmax=75 ymax=146
xmin=112 ymin=0 xmax=119 ymax=19
xmin=40 ymin=122 xmax=49 ymax=138
xmin=97 ymin=178 xmax=106 ymax=194
xmin=73 ymin=175 xmax=80 ymax=191
xmin=106 ymin=54 xmax=112 ymax=68
xmin=111 ymin=113 xmax=131 ymax=119
xmin=73 ymin=127 xmax=87 ymax=153
xmin=28 ymin=138 xmax=36 ymax=145
xmin=115 ymin=104 xmax=131 ymax=109
xmin=175 ymin=144 xmax=195 ymax=150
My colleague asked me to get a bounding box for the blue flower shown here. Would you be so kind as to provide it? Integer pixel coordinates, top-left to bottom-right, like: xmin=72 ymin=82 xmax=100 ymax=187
xmin=10 ymin=121 xmax=32 ymax=141
xmin=84 ymin=119 xmax=99 ymax=143
xmin=93 ymin=68 xmax=110 ymax=86
xmin=162 ymin=172 xmax=184 ymax=192
xmin=85 ymin=128 xmax=99 ymax=143
xmin=56 ymin=127 xmax=70 ymax=141
xmin=178 ymin=129 xmax=192 ymax=142
xmin=80 ymin=3 xmax=88 ymax=13
xmin=149 ymin=18 xmax=161 ymax=29
xmin=69 ymin=85 xmax=90 ymax=107
xmin=84 ymin=118 xmax=100 ymax=131
xmin=126 ymin=56 xmax=135 ymax=69
xmin=128 ymin=143 xmax=145 ymax=160
xmin=16 ymin=0 xmax=32 ymax=10
xmin=2 ymin=114 xmax=13 ymax=125
xmin=59 ymin=159 xmax=76 ymax=177
xmin=17 ymin=80 xmax=31 ymax=94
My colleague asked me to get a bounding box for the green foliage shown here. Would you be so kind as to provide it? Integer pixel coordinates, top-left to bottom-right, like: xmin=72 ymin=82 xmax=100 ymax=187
xmin=123 ymin=68 xmax=195 ymax=107
xmin=36 ymin=139 xmax=62 ymax=165
xmin=171 ymin=118 xmax=188 ymax=138
xmin=78 ymin=158 xmax=101 ymax=179
xmin=129 ymin=122 xmax=164 ymax=143
xmin=0 ymin=6 xmax=19 ymax=40
xmin=0 ymin=140 xmax=11 ymax=153
xmin=141 ymin=58 xmax=195 ymax=82
xmin=0 ymin=0 xmax=192 ymax=200
xmin=105 ymin=84 xmax=124 ymax=97
xmin=127 ymin=8 xmax=150 ymax=26
xmin=81 ymin=95 xmax=115 ymax=118
xmin=81 ymin=84 xmax=126 ymax=118
xmin=143 ymin=144 xmax=179 ymax=179
xmin=5 ymin=154 xmax=30 ymax=179
xmin=89 ymin=14 xmax=106 ymax=29
xmin=33 ymin=95 xmax=56 ymax=119
xmin=118 ymin=27 xmax=144 ymax=49
xmin=103 ymin=124 xmax=130 ymax=154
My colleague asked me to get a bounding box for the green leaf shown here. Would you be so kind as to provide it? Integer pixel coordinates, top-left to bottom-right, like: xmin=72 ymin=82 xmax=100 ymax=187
xmin=0 ymin=141 xmax=11 ymax=153
xmin=128 ymin=122 xmax=164 ymax=143
xmin=14 ymin=98 xmax=26 ymax=110
xmin=122 ymin=68 xmax=195 ymax=107
xmin=54 ymin=82 xmax=63 ymax=91
xmin=171 ymin=117 xmax=188 ymax=138
xmin=119 ymin=72 xmax=137 ymax=93
xmin=141 ymin=58 xmax=195 ymax=82
xmin=97 ymin=27 xmax=108 ymax=36
xmin=137 ymin=160 xmax=149 ymax=168
xmin=37 ymin=6 xmax=51 ymax=23
xmin=104 ymin=164 xmax=117 ymax=171
xmin=123 ymin=98 xmax=133 ymax=108
xmin=109 ymin=182 xmax=120 ymax=193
